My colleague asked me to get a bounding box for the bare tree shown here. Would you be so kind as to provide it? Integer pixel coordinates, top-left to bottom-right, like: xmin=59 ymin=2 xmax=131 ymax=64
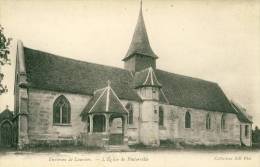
xmin=0 ymin=25 xmax=12 ymax=95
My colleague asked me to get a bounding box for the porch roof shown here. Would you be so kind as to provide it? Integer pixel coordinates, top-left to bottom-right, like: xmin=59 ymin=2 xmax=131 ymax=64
xmin=81 ymin=81 xmax=128 ymax=119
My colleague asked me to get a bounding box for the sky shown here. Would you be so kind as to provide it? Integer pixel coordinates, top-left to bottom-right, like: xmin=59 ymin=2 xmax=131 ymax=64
xmin=0 ymin=0 xmax=259 ymax=126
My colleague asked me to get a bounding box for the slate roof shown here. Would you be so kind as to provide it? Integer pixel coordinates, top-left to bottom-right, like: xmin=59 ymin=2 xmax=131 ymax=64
xmin=231 ymin=101 xmax=252 ymax=123
xmin=134 ymin=67 xmax=162 ymax=88
xmin=23 ymin=47 xmax=141 ymax=102
xmin=122 ymin=2 xmax=157 ymax=61
xmin=155 ymin=70 xmax=236 ymax=113
xmin=23 ymin=47 xmax=236 ymax=114
xmin=81 ymin=82 xmax=128 ymax=119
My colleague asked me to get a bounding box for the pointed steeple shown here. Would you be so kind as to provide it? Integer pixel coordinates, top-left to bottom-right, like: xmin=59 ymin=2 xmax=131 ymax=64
xmin=123 ymin=0 xmax=157 ymax=61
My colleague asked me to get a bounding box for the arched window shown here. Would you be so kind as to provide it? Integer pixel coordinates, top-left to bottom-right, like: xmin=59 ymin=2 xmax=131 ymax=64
xmin=126 ymin=103 xmax=133 ymax=124
xmin=185 ymin=111 xmax=191 ymax=128
xmin=245 ymin=125 xmax=249 ymax=138
xmin=221 ymin=114 xmax=226 ymax=129
xmin=206 ymin=114 xmax=211 ymax=129
xmin=159 ymin=106 xmax=164 ymax=126
xmin=53 ymin=95 xmax=71 ymax=124
xmin=87 ymin=116 xmax=90 ymax=132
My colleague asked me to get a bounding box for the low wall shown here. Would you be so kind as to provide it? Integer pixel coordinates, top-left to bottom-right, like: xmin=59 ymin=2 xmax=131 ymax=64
xmin=81 ymin=133 xmax=108 ymax=147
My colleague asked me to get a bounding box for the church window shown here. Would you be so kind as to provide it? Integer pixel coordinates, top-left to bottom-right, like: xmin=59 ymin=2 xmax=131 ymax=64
xmin=53 ymin=95 xmax=71 ymax=124
xmin=221 ymin=114 xmax=226 ymax=130
xmin=159 ymin=106 xmax=164 ymax=126
xmin=185 ymin=111 xmax=191 ymax=128
xmin=206 ymin=114 xmax=211 ymax=129
xmin=87 ymin=116 xmax=90 ymax=132
xmin=126 ymin=103 xmax=133 ymax=124
xmin=245 ymin=125 xmax=249 ymax=137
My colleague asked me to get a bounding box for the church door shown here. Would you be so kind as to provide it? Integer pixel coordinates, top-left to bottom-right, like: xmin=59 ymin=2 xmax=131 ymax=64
xmin=109 ymin=117 xmax=123 ymax=145
xmin=0 ymin=121 xmax=13 ymax=147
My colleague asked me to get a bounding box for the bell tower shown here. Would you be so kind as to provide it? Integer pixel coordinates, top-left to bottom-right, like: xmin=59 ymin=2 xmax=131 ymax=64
xmin=123 ymin=1 xmax=158 ymax=72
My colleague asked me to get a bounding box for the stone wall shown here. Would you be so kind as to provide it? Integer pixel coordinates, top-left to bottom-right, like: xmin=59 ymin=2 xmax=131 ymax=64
xmin=139 ymin=101 xmax=160 ymax=146
xmin=158 ymin=104 xmax=175 ymax=141
xmin=120 ymin=100 xmax=140 ymax=145
xmin=27 ymin=88 xmax=91 ymax=144
xmin=158 ymin=104 xmax=241 ymax=146
xmin=25 ymin=88 xmax=141 ymax=146
xmin=21 ymin=87 xmax=244 ymax=147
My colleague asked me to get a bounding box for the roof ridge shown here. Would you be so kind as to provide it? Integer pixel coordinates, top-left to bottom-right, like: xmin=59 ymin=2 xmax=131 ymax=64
xmin=230 ymin=100 xmax=246 ymax=111
xmin=134 ymin=67 xmax=161 ymax=88
xmin=83 ymin=83 xmax=128 ymax=115
xmin=88 ymin=87 xmax=108 ymax=113
xmin=160 ymin=88 xmax=169 ymax=104
xmin=106 ymin=86 xmax=110 ymax=112
xmin=231 ymin=102 xmax=252 ymax=123
xmin=24 ymin=47 xmax=132 ymax=74
xmin=143 ymin=68 xmax=151 ymax=85
xmin=93 ymin=87 xmax=106 ymax=95
xmin=109 ymin=85 xmax=128 ymax=113
xmin=151 ymin=68 xmax=162 ymax=86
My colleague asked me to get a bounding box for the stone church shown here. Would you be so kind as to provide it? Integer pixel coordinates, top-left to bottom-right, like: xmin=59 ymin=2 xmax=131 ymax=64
xmin=13 ymin=2 xmax=253 ymax=150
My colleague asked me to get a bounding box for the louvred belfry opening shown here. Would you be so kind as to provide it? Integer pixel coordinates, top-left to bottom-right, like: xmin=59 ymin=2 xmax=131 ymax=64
xmin=123 ymin=0 xmax=158 ymax=72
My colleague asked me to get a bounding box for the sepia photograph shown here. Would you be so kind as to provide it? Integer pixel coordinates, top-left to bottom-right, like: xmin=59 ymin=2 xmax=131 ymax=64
xmin=0 ymin=0 xmax=259 ymax=167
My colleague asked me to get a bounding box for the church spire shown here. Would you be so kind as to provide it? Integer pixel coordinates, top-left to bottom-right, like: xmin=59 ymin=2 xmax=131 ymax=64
xmin=140 ymin=0 xmax=143 ymax=15
xmin=123 ymin=0 xmax=157 ymax=61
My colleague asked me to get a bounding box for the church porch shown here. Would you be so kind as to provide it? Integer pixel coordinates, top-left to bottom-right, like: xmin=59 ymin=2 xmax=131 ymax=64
xmin=80 ymin=81 xmax=131 ymax=151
